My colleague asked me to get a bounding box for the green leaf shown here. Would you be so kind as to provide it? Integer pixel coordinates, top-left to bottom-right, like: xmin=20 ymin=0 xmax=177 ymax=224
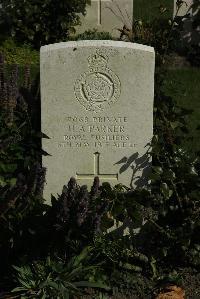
xmin=153 ymin=166 xmax=163 ymax=174
xmin=12 ymin=287 xmax=28 ymax=292
xmin=163 ymin=169 xmax=176 ymax=180
xmin=170 ymin=121 xmax=183 ymax=129
xmin=0 ymin=163 xmax=17 ymax=173
xmin=9 ymin=177 xmax=17 ymax=186
xmin=0 ymin=176 xmax=6 ymax=187
xmin=64 ymin=265 xmax=83 ymax=281
xmin=120 ymin=262 xmax=142 ymax=272
xmin=149 ymin=172 xmax=161 ymax=181
xmin=150 ymin=257 xmax=157 ymax=279
xmin=161 ymin=183 xmax=173 ymax=198
xmin=70 ymin=246 xmax=92 ymax=268
xmin=40 ymin=280 xmax=60 ymax=291
xmin=18 ymin=278 xmax=32 ymax=289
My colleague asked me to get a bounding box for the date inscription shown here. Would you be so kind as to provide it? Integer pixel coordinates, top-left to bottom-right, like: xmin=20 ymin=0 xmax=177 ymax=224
xmin=57 ymin=115 xmax=136 ymax=149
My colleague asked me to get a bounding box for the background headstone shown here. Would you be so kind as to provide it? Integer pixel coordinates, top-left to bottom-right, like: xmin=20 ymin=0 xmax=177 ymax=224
xmin=174 ymin=0 xmax=200 ymax=46
xmin=76 ymin=0 xmax=133 ymax=36
xmin=173 ymin=0 xmax=193 ymax=17
xmin=40 ymin=41 xmax=155 ymax=201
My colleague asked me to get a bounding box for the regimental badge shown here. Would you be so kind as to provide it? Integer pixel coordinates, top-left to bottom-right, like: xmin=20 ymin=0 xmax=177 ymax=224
xmin=74 ymin=51 xmax=121 ymax=112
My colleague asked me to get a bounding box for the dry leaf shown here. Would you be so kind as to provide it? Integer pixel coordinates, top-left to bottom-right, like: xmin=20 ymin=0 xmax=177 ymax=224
xmin=156 ymin=285 xmax=185 ymax=299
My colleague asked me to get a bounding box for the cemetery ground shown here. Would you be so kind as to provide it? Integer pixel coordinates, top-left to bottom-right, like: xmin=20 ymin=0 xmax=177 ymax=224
xmin=0 ymin=1 xmax=200 ymax=299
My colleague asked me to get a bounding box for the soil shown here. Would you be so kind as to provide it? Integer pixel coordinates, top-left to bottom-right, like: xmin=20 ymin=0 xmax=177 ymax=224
xmin=73 ymin=267 xmax=200 ymax=299
xmin=180 ymin=268 xmax=200 ymax=299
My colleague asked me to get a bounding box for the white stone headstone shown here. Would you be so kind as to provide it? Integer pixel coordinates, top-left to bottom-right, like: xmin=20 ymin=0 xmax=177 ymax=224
xmin=76 ymin=0 xmax=133 ymax=36
xmin=174 ymin=0 xmax=199 ymax=46
xmin=40 ymin=41 xmax=155 ymax=201
xmin=173 ymin=0 xmax=193 ymax=17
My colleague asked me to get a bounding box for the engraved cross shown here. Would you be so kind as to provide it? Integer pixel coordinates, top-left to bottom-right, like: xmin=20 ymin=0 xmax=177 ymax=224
xmin=92 ymin=0 xmax=111 ymax=26
xmin=76 ymin=152 xmax=118 ymax=181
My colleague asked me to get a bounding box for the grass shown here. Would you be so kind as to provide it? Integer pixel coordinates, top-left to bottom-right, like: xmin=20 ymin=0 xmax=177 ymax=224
xmin=134 ymin=0 xmax=174 ymax=21
xmin=0 ymin=38 xmax=39 ymax=86
xmin=0 ymin=38 xmax=39 ymax=65
xmin=164 ymin=67 xmax=200 ymax=153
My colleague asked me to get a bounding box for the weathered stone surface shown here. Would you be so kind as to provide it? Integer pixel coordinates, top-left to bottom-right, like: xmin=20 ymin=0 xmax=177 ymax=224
xmin=75 ymin=0 xmax=133 ymax=37
xmin=40 ymin=41 xmax=155 ymax=201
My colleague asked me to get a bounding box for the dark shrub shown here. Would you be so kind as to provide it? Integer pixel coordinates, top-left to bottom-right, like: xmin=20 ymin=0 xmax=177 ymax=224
xmin=0 ymin=0 xmax=90 ymax=49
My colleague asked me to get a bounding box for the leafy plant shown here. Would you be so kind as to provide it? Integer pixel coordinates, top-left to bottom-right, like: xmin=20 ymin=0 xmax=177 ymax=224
xmin=12 ymin=247 xmax=109 ymax=299
xmin=118 ymin=0 xmax=197 ymax=66
xmin=116 ymin=0 xmax=200 ymax=284
xmin=0 ymin=55 xmax=46 ymax=290
xmin=0 ymin=38 xmax=39 ymax=65
xmin=0 ymin=54 xmax=41 ymax=186
xmin=73 ymin=29 xmax=113 ymax=41
xmin=134 ymin=0 xmax=174 ymax=22
xmin=145 ymin=83 xmax=200 ymax=269
xmin=0 ymin=0 xmax=90 ymax=49
xmin=46 ymin=177 xmax=145 ymax=257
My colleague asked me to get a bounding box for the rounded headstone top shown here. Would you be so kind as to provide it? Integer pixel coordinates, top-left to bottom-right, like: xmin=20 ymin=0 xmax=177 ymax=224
xmin=40 ymin=40 xmax=155 ymax=54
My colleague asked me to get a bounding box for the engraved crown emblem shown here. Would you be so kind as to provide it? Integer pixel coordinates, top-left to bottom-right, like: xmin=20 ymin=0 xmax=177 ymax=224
xmin=74 ymin=51 xmax=121 ymax=113
xmin=88 ymin=53 xmax=108 ymax=69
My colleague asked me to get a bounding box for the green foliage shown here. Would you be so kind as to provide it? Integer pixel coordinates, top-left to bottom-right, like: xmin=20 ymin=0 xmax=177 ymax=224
xmin=0 ymin=0 xmax=90 ymax=49
xmin=0 ymin=58 xmax=41 ymax=186
xmin=119 ymin=17 xmax=175 ymax=66
xmin=117 ymin=0 xmax=200 ymax=283
xmin=0 ymin=38 xmax=39 ymax=65
xmin=0 ymin=58 xmax=46 ymax=290
xmin=120 ymin=1 xmax=198 ymax=66
xmin=12 ymin=248 xmax=109 ymax=299
xmin=73 ymin=29 xmax=113 ymax=41
xmin=134 ymin=0 xmax=174 ymax=22
xmin=163 ymin=67 xmax=200 ymax=152
xmin=44 ymin=178 xmax=146 ymax=261
xmin=148 ymin=89 xmax=200 ymax=269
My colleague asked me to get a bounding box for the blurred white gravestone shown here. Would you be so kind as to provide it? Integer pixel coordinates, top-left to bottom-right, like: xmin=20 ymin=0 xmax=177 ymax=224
xmin=93 ymin=0 xmax=111 ymax=26
xmin=173 ymin=0 xmax=193 ymax=17
xmin=174 ymin=0 xmax=199 ymax=46
xmin=40 ymin=41 xmax=155 ymax=201
xmin=76 ymin=0 xmax=133 ymax=37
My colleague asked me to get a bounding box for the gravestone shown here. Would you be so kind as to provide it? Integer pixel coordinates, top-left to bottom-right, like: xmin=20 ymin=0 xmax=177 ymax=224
xmin=173 ymin=0 xmax=193 ymax=17
xmin=40 ymin=41 xmax=155 ymax=201
xmin=174 ymin=0 xmax=199 ymax=46
xmin=75 ymin=0 xmax=133 ymax=36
